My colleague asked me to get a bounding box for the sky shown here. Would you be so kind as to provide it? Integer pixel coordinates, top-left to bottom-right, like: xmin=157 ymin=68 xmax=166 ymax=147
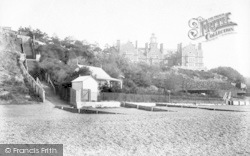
xmin=0 ymin=0 xmax=250 ymax=77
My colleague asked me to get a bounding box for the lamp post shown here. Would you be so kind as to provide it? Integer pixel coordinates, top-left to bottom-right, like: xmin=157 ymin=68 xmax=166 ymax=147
xmin=167 ymin=90 xmax=171 ymax=103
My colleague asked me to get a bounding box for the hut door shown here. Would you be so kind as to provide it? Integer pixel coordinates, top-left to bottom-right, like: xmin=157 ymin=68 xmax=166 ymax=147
xmin=81 ymin=89 xmax=91 ymax=101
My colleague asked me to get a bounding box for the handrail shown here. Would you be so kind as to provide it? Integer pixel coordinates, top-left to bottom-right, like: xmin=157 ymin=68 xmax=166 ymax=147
xmin=45 ymin=73 xmax=56 ymax=93
xmin=18 ymin=50 xmax=45 ymax=102
xmin=36 ymin=77 xmax=43 ymax=88
xmin=1 ymin=32 xmax=46 ymax=102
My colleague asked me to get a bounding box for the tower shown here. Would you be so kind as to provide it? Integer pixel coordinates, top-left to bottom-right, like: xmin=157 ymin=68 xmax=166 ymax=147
xmin=149 ymin=33 xmax=158 ymax=49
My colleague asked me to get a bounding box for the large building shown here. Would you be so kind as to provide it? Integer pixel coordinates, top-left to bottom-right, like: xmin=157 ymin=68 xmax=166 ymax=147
xmin=177 ymin=43 xmax=205 ymax=70
xmin=117 ymin=33 xmax=171 ymax=65
xmin=116 ymin=34 xmax=205 ymax=70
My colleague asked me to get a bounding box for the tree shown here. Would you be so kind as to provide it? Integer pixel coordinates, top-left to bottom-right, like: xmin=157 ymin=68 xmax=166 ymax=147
xmin=18 ymin=27 xmax=33 ymax=37
xmin=18 ymin=27 xmax=48 ymax=42
xmin=210 ymin=67 xmax=245 ymax=83
xmin=153 ymin=72 xmax=184 ymax=93
xmin=132 ymin=70 xmax=151 ymax=88
xmin=39 ymin=57 xmax=91 ymax=84
xmin=97 ymin=47 xmax=123 ymax=78
xmin=122 ymin=79 xmax=138 ymax=93
xmin=51 ymin=36 xmax=61 ymax=45
xmin=77 ymin=67 xmax=91 ymax=76
xmin=37 ymin=44 xmax=67 ymax=63
xmin=64 ymin=67 xmax=91 ymax=83
xmin=165 ymin=51 xmax=181 ymax=67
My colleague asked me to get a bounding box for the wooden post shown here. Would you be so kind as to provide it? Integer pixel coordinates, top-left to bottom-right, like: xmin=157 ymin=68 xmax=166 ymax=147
xmin=88 ymin=89 xmax=91 ymax=102
xmin=168 ymin=90 xmax=171 ymax=103
xmin=42 ymin=90 xmax=45 ymax=102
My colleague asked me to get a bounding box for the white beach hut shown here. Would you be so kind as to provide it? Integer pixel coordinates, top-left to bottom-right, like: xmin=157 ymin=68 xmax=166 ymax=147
xmin=71 ymin=76 xmax=99 ymax=101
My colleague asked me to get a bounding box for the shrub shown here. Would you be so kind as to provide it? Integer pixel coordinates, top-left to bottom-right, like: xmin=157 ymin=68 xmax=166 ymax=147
xmin=0 ymin=92 xmax=13 ymax=101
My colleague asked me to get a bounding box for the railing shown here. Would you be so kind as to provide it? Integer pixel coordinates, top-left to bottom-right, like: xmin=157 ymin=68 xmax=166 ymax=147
xmin=1 ymin=31 xmax=46 ymax=102
xmin=45 ymin=73 xmax=56 ymax=93
xmin=36 ymin=77 xmax=42 ymax=87
xmin=18 ymin=53 xmax=45 ymax=102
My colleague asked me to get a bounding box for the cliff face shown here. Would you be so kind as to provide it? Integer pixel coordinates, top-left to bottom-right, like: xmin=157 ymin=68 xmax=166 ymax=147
xmin=0 ymin=33 xmax=32 ymax=104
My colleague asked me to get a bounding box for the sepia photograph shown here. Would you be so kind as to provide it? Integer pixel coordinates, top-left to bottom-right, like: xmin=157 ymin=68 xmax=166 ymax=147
xmin=0 ymin=0 xmax=250 ymax=155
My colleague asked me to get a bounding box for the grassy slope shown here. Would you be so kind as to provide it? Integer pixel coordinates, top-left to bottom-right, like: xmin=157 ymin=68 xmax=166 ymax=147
xmin=0 ymin=34 xmax=38 ymax=104
xmin=174 ymin=68 xmax=237 ymax=91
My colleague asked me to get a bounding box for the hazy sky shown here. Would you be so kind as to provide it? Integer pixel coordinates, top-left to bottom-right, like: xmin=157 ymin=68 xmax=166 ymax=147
xmin=1 ymin=0 xmax=250 ymax=77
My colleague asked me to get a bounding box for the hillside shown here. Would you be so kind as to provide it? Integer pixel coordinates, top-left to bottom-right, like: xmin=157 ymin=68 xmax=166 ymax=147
xmin=0 ymin=33 xmax=36 ymax=104
xmin=154 ymin=67 xmax=238 ymax=90
xmin=12 ymin=27 xmax=244 ymax=98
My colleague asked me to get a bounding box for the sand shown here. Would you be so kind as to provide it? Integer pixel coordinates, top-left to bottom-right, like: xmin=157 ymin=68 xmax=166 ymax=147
xmin=0 ymin=102 xmax=250 ymax=156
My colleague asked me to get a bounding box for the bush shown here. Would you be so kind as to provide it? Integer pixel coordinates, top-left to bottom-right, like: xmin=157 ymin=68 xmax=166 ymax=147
xmin=210 ymin=67 xmax=245 ymax=83
xmin=137 ymin=85 xmax=159 ymax=94
xmin=0 ymin=92 xmax=13 ymax=101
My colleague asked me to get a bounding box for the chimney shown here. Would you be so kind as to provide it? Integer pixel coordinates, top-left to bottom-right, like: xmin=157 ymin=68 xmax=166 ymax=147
xmin=117 ymin=40 xmax=120 ymax=52
xmin=135 ymin=40 xmax=138 ymax=49
xmin=178 ymin=43 xmax=184 ymax=66
xmin=177 ymin=43 xmax=182 ymax=53
xmin=160 ymin=43 xmax=163 ymax=53
xmin=145 ymin=42 xmax=149 ymax=50
xmin=198 ymin=43 xmax=202 ymax=50
xmin=145 ymin=43 xmax=148 ymax=56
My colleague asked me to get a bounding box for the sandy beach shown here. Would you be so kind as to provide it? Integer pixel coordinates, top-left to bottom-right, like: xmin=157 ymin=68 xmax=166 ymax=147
xmin=0 ymin=101 xmax=250 ymax=156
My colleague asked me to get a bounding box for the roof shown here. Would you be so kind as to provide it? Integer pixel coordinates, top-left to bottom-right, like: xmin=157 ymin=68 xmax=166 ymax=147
xmin=77 ymin=64 xmax=122 ymax=82
xmin=72 ymin=76 xmax=97 ymax=83
xmin=34 ymin=39 xmax=46 ymax=45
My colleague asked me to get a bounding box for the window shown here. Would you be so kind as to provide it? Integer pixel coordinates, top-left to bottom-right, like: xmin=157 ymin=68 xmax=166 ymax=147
xmin=188 ymin=63 xmax=194 ymax=66
xmin=188 ymin=57 xmax=195 ymax=62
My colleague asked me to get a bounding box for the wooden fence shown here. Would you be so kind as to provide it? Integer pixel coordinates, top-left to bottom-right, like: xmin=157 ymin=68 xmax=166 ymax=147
xmin=18 ymin=53 xmax=45 ymax=102
xmin=98 ymin=92 xmax=224 ymax=104
xmin=55 ymin=84 xmax=71 ymax=102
